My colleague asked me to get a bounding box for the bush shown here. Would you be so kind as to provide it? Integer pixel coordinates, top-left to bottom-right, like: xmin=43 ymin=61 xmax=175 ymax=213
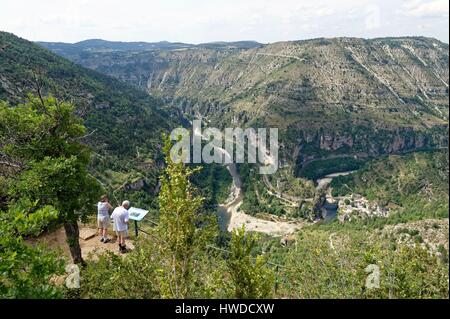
xmin=278 ymin=228 xmax=449 ymax=298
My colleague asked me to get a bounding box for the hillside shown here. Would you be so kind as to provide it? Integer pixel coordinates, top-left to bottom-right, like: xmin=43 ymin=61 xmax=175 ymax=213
xmin=331 ymin=150 xmax=449 ymax=224
xmin=37 ymin=39 xmax=262 ymax=61
xmin=0 ymin=32 xmax=176 ymax=208
xmin=1 ymin=33 xmax=448 ymax=300
xmin=39 ymin=37 xmax=449 ymax=175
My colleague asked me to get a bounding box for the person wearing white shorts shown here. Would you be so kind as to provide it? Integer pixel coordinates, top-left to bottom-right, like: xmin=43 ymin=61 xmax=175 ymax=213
xmin=111 ymin=200 xmax=130 ymax=253
xmin=97 ymin=195 xmax=113 ymax=243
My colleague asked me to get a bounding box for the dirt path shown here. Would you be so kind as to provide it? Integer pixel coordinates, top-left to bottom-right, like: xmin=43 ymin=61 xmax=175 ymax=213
xmin=26 ymin=225 xmax=135 ymax=261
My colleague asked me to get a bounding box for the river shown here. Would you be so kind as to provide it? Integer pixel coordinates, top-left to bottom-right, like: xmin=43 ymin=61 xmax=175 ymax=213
xmin=216 ymin=163 xmax=243 ymax=232
xmin=193 ymin=118 xmax=351 ymax=232
xmin=315 ymin=171 xmax=355 ymax=223
xmin=192 ymin=122 xmax=243 ymax=231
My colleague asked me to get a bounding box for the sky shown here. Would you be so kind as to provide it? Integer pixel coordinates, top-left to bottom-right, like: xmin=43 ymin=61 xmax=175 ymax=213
xmin=0 ymin=0 xmax=448 ymax=44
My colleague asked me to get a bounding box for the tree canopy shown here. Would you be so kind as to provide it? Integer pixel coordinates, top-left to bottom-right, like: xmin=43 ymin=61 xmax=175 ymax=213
xmin=0 ymin=95 xmax=101 ymax=264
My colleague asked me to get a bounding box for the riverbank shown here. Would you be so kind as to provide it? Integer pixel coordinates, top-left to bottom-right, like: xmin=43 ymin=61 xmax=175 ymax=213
xmin=217 ymin=163 xmax=304 ymax=236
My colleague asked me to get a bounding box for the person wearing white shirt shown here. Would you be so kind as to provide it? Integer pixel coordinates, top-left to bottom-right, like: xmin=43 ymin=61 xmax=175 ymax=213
xmin=97 ymin=195 xmax=113 ymax=243
xmin=111 ymin=200 xmax=130 ymax=253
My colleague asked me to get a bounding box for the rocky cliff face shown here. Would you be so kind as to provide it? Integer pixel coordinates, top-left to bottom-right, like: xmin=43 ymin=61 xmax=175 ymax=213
xmin=294 ymin=125 xmax=446 ymax=154
xmin=39 ymin=37 xmax=449 ymax=170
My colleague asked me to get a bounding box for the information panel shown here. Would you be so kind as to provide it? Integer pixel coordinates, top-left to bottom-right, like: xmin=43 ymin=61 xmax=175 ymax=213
xmin=128 ymin=207 xmax=149 ymax=222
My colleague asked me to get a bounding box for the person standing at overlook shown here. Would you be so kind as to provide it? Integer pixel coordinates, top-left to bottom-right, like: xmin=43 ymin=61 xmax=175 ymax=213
xmin=97 ymin=195 xmax=113 ymax=243
xmin=111 ymin=200 xmax=130 ymax=253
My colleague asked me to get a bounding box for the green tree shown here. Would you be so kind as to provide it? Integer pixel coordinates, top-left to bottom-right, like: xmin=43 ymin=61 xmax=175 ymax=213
xmin=156 ymin=136 xmax=216 ymax=298
xmin=0 ymin=202 xmax=64 ymax=298
xmin=0 ymin=95 xmax=101 ymax=264
xmin=227 ymin=226 xmax=275 ymax=299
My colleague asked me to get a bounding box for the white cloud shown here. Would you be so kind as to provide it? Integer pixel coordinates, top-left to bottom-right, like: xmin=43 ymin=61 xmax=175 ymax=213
xmin=0 ymin=0 xmax=448 ymax=43
xmin=402 ymin=0 xmax=449 ymax=18
xmin=365 ymin=4 xmax=382 ymax=30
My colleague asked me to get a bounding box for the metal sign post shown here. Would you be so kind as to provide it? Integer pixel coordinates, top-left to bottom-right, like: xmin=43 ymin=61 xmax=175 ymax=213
xmin=128 ymin=207 xmax=149 ymax=237
xmin=134 ymin=220 xmax=139 ymax=237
